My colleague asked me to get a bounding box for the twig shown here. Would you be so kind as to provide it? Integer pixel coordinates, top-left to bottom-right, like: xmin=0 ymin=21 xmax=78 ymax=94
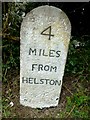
xmin=63 ymin=84 xmax=73 ymax=95
xmin=66 ymin=104 xmax=75 ymax=118
xmin=30 ymin=109 xmax=38 ymax=118
xmin=69 ymin=3 xmax=89 ymax=13
xmin=3 ymin=68 xmax=7 ymax=81
xmin=0 ymin=45 xmax=8 ymax=48
xmin=0 ymin=32 xmax=19 ymax=41
xmin=3 ymin=13 xmax=9 ymax=33
xmin=6 ymin=36 xmax=20 ymax=41
xmin=81 ymin=34 xmax=90 ymax=38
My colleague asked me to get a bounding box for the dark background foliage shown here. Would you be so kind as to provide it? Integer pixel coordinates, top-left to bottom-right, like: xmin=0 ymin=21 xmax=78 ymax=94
xmin=2 ymin=2 xmax=90 ymax=118
xmin=2 ymin=2 xmax=90 ymax=73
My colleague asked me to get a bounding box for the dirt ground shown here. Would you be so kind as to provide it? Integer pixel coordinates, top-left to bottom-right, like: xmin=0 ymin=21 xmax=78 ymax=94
xmin=2 ymin=70 xmax=78 ymax=119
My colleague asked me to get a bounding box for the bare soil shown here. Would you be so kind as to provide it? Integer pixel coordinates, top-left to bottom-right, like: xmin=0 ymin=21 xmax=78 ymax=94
xmin=2 ymin=70 xmax=77 ymax=119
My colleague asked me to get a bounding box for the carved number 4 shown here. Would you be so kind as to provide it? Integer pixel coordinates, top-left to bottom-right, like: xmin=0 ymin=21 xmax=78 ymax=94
xmin=41 ymin=26 xmax=54 ymax=40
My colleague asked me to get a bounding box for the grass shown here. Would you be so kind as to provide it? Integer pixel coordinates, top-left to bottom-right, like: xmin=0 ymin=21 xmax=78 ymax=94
xmin=2 ymin=36 xmax=90 ymax=118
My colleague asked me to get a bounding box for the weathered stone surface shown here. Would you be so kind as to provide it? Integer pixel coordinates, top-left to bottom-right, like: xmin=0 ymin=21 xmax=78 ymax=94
xmin=20 ymin=5 xmax=71 ymax=108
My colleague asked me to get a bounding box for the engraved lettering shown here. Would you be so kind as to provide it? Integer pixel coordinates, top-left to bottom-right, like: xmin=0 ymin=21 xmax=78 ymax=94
xmin=29 ymin=48 xmax=36 ymax=55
